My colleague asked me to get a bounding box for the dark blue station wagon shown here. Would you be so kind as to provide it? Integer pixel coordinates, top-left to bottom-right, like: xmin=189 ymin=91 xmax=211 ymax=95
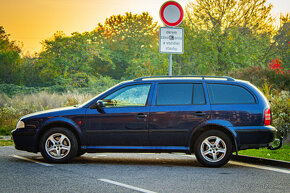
xmin=12 ymin=76 xmax=277 ymax=167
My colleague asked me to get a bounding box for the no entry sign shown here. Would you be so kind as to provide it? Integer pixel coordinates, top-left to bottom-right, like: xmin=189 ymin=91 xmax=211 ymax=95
xmin=159 ymin=27 xmax=183 ymax=54
xmin=160 ymin=1 xmax=184 ymax=27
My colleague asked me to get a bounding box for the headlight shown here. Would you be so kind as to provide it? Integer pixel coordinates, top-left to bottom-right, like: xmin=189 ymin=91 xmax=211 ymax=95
xmin=16 ymin=120 xmax=25 ymax=129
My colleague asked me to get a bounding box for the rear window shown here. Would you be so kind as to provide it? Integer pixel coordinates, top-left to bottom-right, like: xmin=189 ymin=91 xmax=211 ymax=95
xmin=157 ymin=83 xmax=205 ymax=105
xmin=207 ymin=84 xmax=255 ymax=104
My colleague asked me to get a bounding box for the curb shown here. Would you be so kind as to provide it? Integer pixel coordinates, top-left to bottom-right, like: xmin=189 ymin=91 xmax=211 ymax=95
xmin=232 ymin=155 xmax=290 ymax=169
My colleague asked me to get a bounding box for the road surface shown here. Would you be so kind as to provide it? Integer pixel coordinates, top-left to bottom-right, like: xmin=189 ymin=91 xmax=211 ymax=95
xmin=0 ymin=146 xmax=289 ymax=193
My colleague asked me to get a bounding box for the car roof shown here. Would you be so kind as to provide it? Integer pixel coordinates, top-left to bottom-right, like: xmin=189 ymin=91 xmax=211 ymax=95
xmin=133 ymin=76 xmax=235 ymax=82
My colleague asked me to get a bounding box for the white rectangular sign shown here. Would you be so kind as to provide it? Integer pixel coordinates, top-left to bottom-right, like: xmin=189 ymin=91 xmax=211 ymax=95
xmin=159 ymin=27 xmax=184 ymax=54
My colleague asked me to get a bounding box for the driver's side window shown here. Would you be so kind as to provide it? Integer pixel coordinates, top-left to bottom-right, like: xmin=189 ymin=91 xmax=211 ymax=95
xmin=103 ymin=84 xmax=151 ymax=107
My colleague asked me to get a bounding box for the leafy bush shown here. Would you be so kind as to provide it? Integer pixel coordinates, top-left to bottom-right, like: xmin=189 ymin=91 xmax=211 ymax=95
xmin=229 ymin=65 xmax=290 ymax=92
xmin=85 ymin=75 xmax=119 ymax=94
xmin=0 ymin=84 xmax=42 ymax=97
xmin=269 ymin=91 xmax=290 ymax=138
xmin=0 ymin=83 xmax=70 ymax=97
xmin=0 ymin=75 xmax=118 ymax=97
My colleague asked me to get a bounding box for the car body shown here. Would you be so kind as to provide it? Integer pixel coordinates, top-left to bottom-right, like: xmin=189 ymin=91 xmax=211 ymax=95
xmin=12 ymin=76 xmax=277 ymax=167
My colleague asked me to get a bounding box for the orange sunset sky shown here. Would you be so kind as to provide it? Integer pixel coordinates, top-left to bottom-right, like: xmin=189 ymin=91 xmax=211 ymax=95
xmin=1 ymin=0 xmax=289 ymax=54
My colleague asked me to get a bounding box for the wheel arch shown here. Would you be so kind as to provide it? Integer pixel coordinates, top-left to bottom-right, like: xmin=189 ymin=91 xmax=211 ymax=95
xmin=189 ymin=124 xmax=238 ymax=154
xmin=36 ymin=119 xmax=83 ymax=153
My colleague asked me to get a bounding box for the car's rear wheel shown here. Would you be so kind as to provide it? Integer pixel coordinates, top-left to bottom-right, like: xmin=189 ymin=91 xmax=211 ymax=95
xmin=40 ymin=127 xmax=78 ymax=163
xmin=194 ymin=130 xmax=233 ymax=167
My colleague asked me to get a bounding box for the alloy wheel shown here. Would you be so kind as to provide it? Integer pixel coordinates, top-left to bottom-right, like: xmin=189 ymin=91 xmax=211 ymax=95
xmin=45 ymin=133 xmax=71 ymax=159
xmin=200 ymin=136 xmax=227 ymax=163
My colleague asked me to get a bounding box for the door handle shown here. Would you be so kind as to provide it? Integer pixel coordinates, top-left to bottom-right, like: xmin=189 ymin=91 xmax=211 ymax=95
xmin=136 ymin=113 xmax=147 ymax=119
xmin=194 ymin=112 xmax=206 ymax=116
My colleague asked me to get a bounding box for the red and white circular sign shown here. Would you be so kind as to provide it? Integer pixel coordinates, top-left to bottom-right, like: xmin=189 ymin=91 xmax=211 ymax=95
xmin=160 ymin=1 xmax=184 ymax=27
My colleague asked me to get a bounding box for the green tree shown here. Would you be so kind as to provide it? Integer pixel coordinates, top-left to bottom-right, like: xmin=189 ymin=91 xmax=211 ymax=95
xmin=186 ymin=0 xmax=274 ymax=33
xmin=177 ymin=0 xmax=274 ymax=74
xmin=38 ymin=31 xmax=110 ymax=86
xmin=271 ymin=14 xmax=290 ymax=69
xmin=0 ymin=26 xmax=21 ymax=83
xmin=91 ymin=12 xmax=160 ymax=79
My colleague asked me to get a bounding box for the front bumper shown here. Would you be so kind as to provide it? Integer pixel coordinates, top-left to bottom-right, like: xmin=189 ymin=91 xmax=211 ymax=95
xmin=11 ymin=128 xmax=38 ymax=153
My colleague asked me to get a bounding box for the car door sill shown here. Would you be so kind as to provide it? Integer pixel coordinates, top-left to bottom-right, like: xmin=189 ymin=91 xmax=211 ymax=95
xmin=82 ymin=146 xmax=189 ymax=151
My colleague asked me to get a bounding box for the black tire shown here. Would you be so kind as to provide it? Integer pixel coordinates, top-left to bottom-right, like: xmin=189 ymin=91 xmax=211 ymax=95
xmin=76 ymin=150 xmax=86 ymax=157
xmin=194 ymin=130 xmax=233 ymax=167
xmin=40 ymin=127 xmax=78 ymax=163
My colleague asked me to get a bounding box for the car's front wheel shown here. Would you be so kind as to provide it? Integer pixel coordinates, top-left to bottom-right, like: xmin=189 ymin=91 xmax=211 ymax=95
xmin=194 ymin=130 xmax=233 ymax=167
xmin=40 ymin=127 xmax=78 ymax=163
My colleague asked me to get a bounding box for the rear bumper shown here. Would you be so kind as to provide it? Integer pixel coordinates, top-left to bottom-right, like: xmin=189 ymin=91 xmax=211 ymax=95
xmin=11 ymin=128 xmax=38 ymax=153
xmin=232 ymin=126 xmax=277 ymax=150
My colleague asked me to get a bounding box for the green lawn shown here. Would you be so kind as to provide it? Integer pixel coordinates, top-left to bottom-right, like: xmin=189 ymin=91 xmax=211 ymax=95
xmin=0 ymin=140 xmax=14 ymax=146
xmin=239 ymin=144 xmax=290 ymax=162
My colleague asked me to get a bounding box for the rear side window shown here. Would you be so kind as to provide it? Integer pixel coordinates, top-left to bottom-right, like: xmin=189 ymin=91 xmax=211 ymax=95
xmin=156 ymin=83 xmax=205 ymax=105
xmin=207 ymin=84 xmax=255 ymax=104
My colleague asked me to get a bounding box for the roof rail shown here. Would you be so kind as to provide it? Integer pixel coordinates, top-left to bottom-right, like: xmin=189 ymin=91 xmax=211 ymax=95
xmin=134 ymin=75 xmax=235 ymax=81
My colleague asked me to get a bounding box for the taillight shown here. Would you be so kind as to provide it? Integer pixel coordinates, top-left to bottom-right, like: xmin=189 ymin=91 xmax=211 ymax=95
xmin=264 ymin=108 xmax=271 ymax=125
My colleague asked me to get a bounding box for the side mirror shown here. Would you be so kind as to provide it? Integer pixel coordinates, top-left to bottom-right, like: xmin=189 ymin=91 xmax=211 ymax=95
xmin=96 ymin=100 xmax=104 ymax=113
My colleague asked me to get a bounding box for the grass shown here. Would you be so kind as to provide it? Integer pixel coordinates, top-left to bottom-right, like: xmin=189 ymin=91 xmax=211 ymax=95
xmin=0 ymin=140 xmax=14 ymax=146
xmin=239 ymin=144 xmax=290 ymax=162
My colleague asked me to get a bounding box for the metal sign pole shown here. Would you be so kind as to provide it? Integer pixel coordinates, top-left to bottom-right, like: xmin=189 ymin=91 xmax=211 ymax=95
xmin=159 ymin=1 xmax=184 ymax=77
xmin=169 ymin=53 xmax=172 ymax=76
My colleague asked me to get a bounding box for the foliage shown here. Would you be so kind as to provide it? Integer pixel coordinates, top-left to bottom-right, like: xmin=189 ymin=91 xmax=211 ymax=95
xmin=186 ymin=0 xmax=274 ymax=32
xmin=229 ymin=65 xmax=290 ymax=92
xmin=15 ymin=55 xmax=47 ymax=86
xmin=268 ymin=58 xmax=285 ymax=74
xmin=7 ymin=12 xmax=165 ymax=86
xmin=85 ymin=74 xmax=118 ymax=94
xmin=269 ymin=91 xmax=290 ymax=138
xmin=0 ymin=140 xmax=14 ymax=146
xmin=126 ymin=44 xmax=168 ymax=78
xmin=271 ymin=15 xmax=290 ymax=68
xmin=257 ymin=82 xmax=289 ymax=138
xmin=37 ymin=31 xmax=108 ymax=86
xmin=0 ymin=26 xmax=21 ymax=84
xmin=0 ymin=74 xmax=118 ymax=96
xmin=175 ymin=0 xmax=276 ymax=75
xmin=0 ymin=2 xmax=288 ymax=84
xmin=0 ymin=83 xmax=42 ymax=97
xmin=0 ymin=83 xmax=72 ymax=97
xmin=92 ymin=12 xmax=162 ymax=79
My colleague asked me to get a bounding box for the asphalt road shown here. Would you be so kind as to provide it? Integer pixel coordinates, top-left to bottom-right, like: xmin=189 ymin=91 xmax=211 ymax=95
xmin=0 ymin=146 xmax=289 ymax=193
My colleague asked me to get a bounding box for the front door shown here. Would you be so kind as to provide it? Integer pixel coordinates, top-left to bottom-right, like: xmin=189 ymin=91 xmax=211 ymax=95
xmin=85 ymin=83 xmax=152 ymax=146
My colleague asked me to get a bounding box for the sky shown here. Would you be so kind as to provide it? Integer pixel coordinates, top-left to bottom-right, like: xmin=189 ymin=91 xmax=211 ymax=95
xmin=1 ymin=0 xmax=289 ymax=54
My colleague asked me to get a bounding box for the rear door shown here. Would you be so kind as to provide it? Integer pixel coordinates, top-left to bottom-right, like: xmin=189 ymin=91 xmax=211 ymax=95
xmin=148 ymin=82 xmax=210 ymax=146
